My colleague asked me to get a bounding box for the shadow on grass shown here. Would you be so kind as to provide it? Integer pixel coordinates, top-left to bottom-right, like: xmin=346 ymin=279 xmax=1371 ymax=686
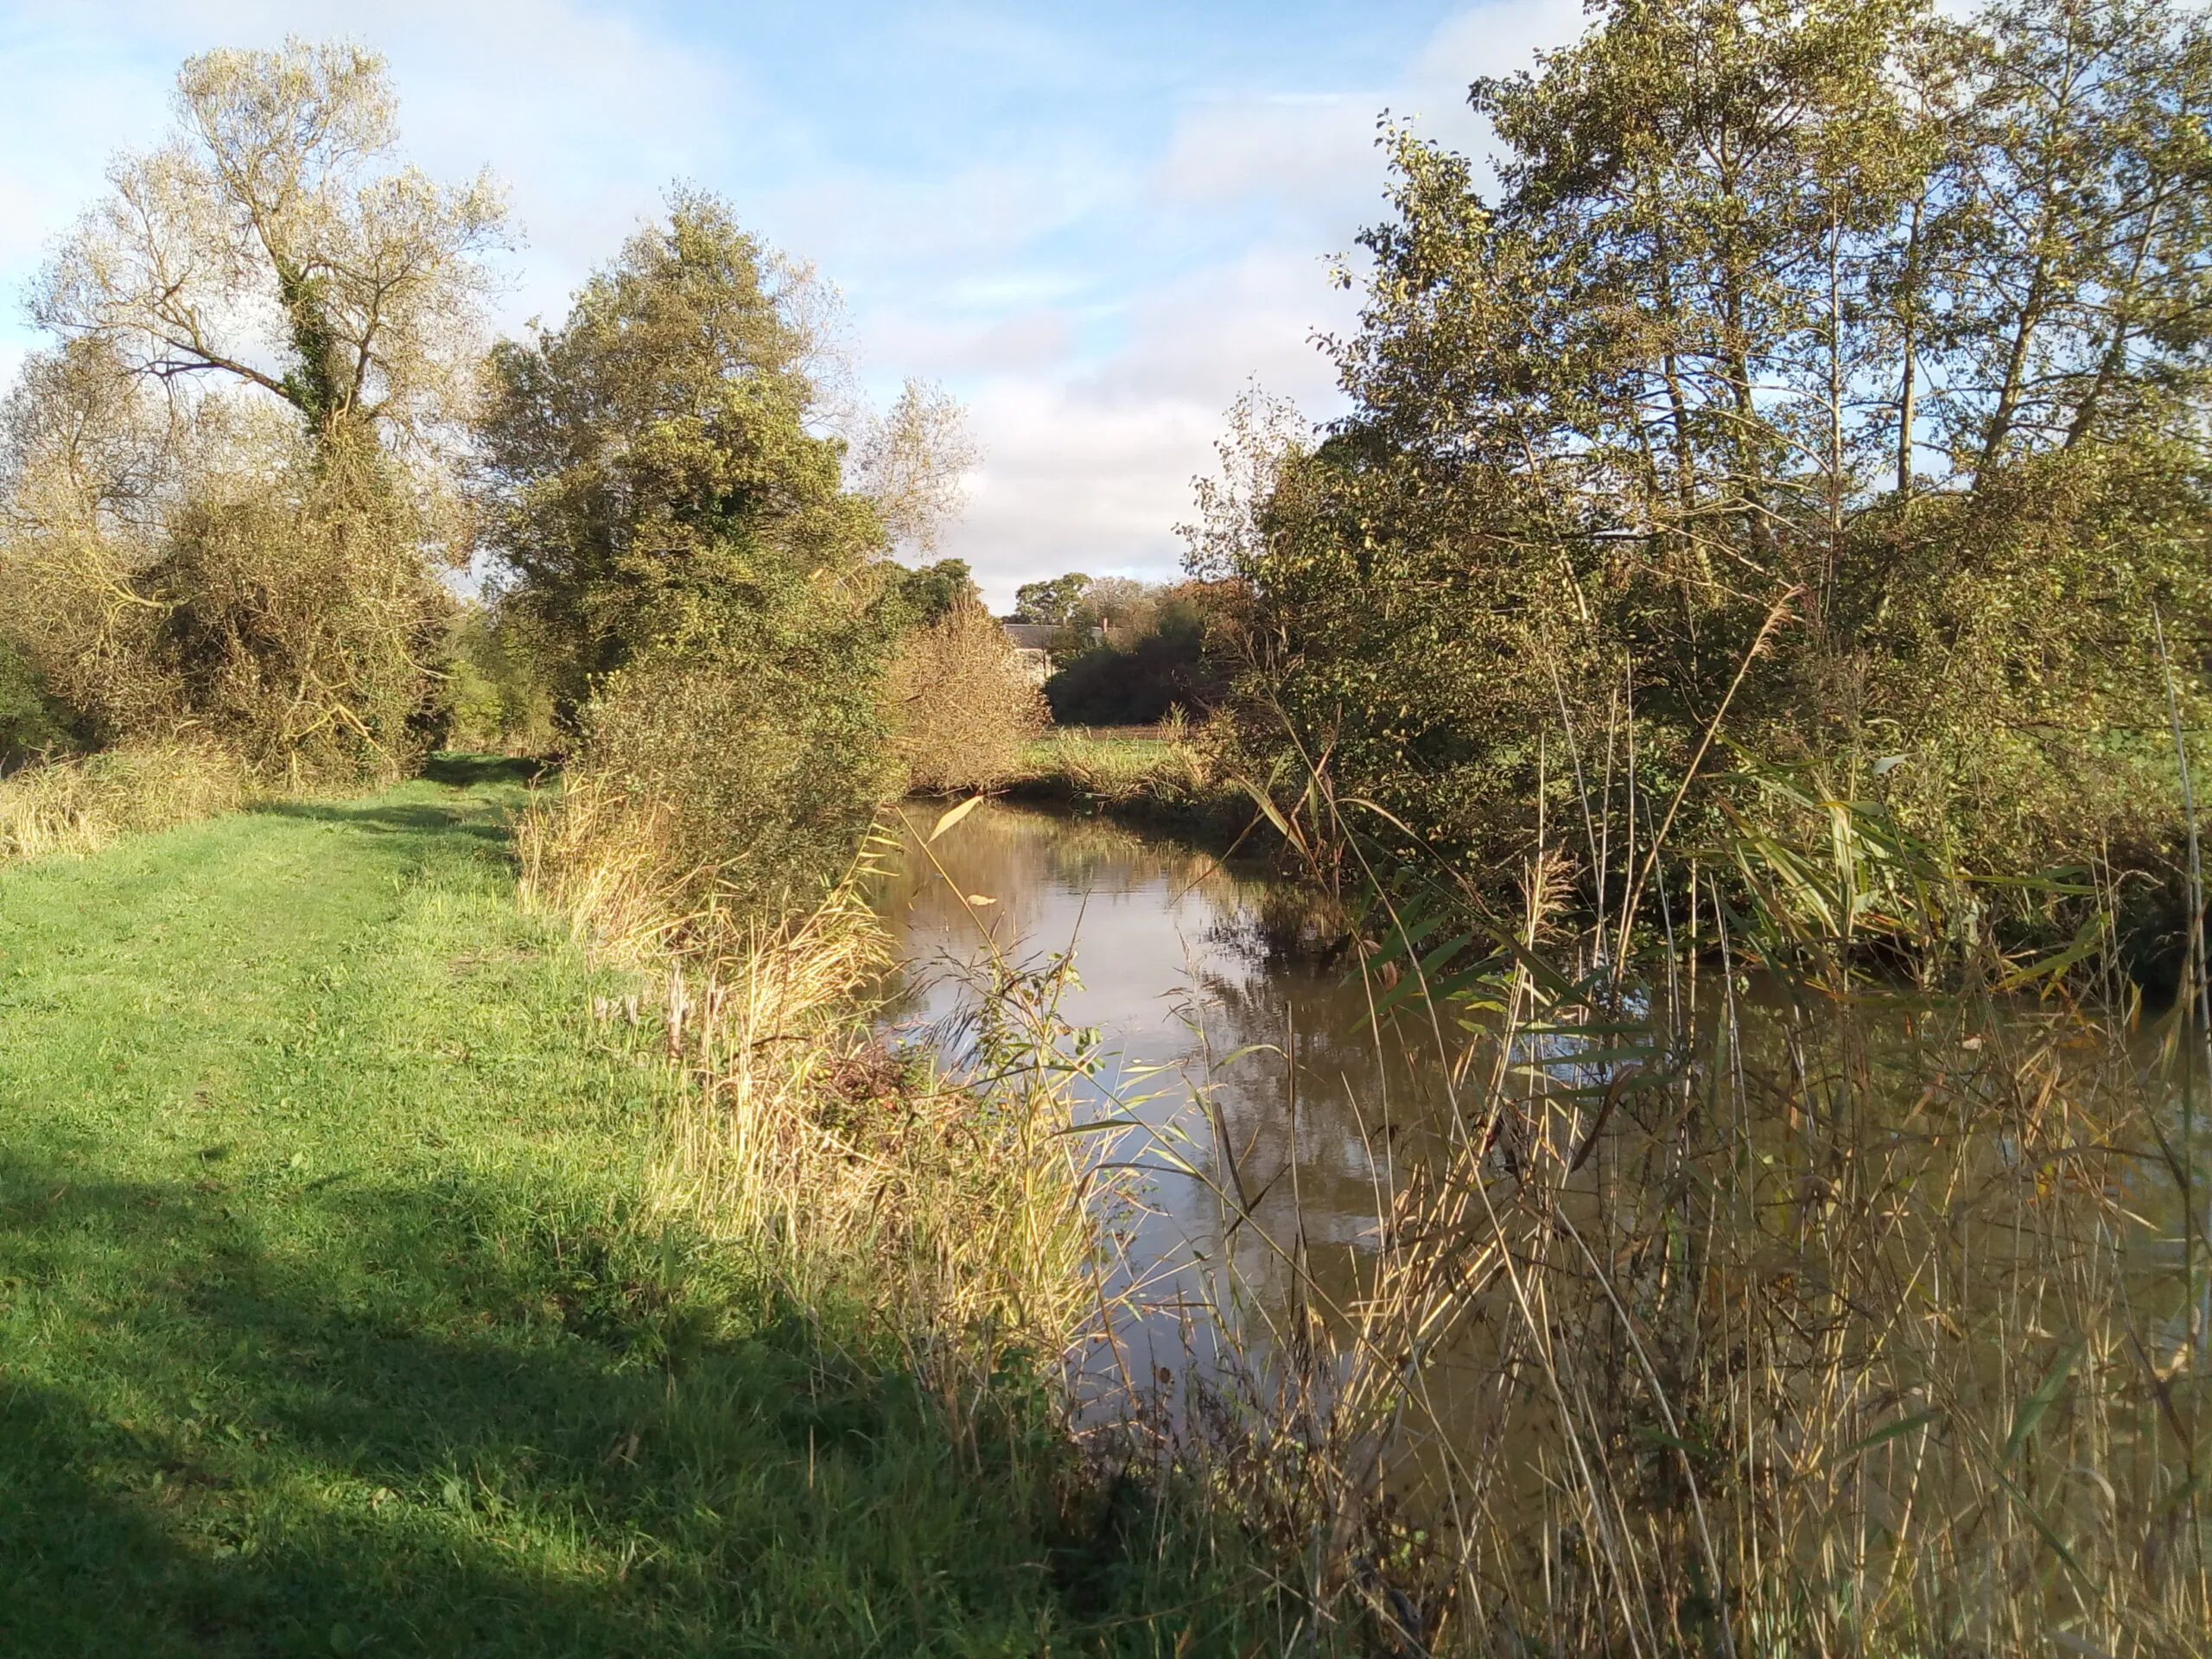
xmin=422 ymin=753 xmax=556 ymax=790
xmin=0 ymin=1149 xmax=1224 ymax=1657
xmin=246 ymin=799 xmax=512 ymax=846
xmin=0 ymin=1158 xmax=717 ymax=1655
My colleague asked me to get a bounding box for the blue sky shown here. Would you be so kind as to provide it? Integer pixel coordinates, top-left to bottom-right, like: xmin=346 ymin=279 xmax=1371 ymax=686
xmin=0 ymin=0 xmax=1582 ymax=607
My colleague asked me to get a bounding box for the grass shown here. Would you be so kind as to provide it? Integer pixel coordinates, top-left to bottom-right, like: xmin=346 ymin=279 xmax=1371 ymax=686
xmin=1004 ymin=727 xmax=1255 ymax=851
xmin=1017 ymin=728 xmax=1174 ymax=791
xmin=0 ymin=758 xmax=1287 ymax=1656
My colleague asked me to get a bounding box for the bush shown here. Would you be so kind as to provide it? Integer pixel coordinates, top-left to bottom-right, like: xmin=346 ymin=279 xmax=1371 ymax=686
xmin=432 ymin=604 xmax=557 ymax=755
xmin=0 ymin=640 xmax=77 ymax=769
xmin=572 ymin=645 xmax=894 ymax=922
xmin=887 ymin=601 xmax=1046 ymax=792
xmin=1 ymin=408 xmax=450 ymax=788
xmin=1044 ymin=614 xmax=1223 ymax=728
xmin=140 ymin=440 xmax=449 ymax=785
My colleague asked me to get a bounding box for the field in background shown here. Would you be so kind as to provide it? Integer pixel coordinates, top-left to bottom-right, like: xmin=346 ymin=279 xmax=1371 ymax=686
xmin=1004 ymin=724 xmax=1254 ymax=845
xmin=1020 ymin=724 xmax=1173 ymax=785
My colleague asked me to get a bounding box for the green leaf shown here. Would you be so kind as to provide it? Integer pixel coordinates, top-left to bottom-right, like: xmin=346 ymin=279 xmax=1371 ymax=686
xmin=1249 ymin=792 xmax=1296 ymax=843
xmin=2004 ymin=1337 xmax=2085 ymax=1462
xmin=1830 ymin=1407 xmax=1945 ymax=1467
xmin=1365 ymin=906 xmax=1452 ymax=972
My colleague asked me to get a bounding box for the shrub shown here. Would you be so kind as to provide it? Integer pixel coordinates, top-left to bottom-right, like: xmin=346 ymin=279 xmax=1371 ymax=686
xmin=572 ymin=646 xmax=894 ymax=922
xmin=0 ymin=640 xmax=78 ymax=768
xmin=139 ymin=439 xmax=451 ymax=785
xmin=431 ymin=604 xmax=558 ymax=755
xmin=887 ymin=601 xmax=1046 ymax=792
xmin=1 ymin=366 xmax=453 ymax=788
xmin=1043 ymin=608 xmax=1225 ymax=728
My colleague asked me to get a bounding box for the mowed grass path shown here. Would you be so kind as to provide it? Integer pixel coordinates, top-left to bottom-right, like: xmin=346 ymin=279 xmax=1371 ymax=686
xmin=0 ymin=765 xmax=1194 ymax=1657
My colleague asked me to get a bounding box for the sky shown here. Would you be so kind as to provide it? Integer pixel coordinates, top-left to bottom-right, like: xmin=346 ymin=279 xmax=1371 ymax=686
xmin=0 ymin=0 xmax=1585 ymax=608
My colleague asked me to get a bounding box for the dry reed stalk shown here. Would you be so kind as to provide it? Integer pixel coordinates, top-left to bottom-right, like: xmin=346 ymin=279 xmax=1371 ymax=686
xmin=1160 ymin=918 xmax=2211 ymax=1656
xmin=0 ymin=741 xmax=246 ymax=859
xmin=518 ymin=774 xmax=1111 ymax=1440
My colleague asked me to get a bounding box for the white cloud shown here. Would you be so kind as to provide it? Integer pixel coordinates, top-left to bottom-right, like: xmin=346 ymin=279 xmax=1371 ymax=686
xmin=924 ymin=0 xmax=1591 ymax=608
xmin=926 ymin=238 xmax=1357 ymax=604
xmin=1154 ymin=92 xmax=1383 ymax=215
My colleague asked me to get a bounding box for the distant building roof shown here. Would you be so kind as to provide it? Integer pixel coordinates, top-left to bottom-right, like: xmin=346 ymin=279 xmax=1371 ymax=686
xmin=1001 ymin=621 xmax=1058 ymax=651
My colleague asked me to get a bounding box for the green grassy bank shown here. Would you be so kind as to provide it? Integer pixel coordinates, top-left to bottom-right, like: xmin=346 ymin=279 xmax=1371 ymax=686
xmin=1003 ymin=727 xmax=1254 ymax=849
xmin=0 ymin=763 xmax=1268 ymax=1657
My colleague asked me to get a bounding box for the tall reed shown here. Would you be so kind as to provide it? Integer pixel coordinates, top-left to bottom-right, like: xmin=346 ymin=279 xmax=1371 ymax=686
xmin=1142 ymin=782 xmax=2211 ymax=1656
xmin=517 ymin=771 xmax=1110 ymax=1427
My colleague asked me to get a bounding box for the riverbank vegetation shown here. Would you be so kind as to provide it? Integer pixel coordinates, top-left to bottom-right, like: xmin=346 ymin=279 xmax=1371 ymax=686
xmin=0 ymin=38 xmax=1304 ymax=1656
xmin=1197 ymin=0 xmax=2212 ymax=965
xmin=5 ymin=0 xmax=2212 ymax=1651
xmin=1125 ymin=0 xmax=2212 ymax=1648
xmin=0 ymin=774 xmax=1317 ymax=1654
xmin=1154 ymin=862 xmax=2212 ymax=1654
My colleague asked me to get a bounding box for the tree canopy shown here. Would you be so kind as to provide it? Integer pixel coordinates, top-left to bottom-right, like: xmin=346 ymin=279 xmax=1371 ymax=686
xmin=474 ymin=190 xmax=913 ymax=903
xmin=35 ymin=39 xmax=505 ymax=449
xmin=1214 ymin=0 xmax=2212 ymax=879
xmin=2 ymin=41 xmax=501 ymax=780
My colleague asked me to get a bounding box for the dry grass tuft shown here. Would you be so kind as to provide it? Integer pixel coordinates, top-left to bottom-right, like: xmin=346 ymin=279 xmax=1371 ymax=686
xmin=518 ymin=775 xmax=1108 ymax=1421
xmin=513 ymin=766 xmax=702 ymax=963
xmin=0 ymin=741 xmax=246 ymax=859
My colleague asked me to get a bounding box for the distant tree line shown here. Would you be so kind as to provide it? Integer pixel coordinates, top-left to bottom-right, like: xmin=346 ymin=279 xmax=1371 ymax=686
xmin=1008 ymin=571 xmax=1239 ymax=725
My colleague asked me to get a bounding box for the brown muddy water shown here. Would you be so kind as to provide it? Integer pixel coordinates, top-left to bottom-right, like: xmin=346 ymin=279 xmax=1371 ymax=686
xmin=871 ymin=800 xmax=1397 ymax=1363
xmin=871 ymin=800 xmax=2205 ymax=1362
xmin=873 ymin=800 xmax=2212 ymax=1647
xmin=871 ymin=800 xmax=1766 ymax=1376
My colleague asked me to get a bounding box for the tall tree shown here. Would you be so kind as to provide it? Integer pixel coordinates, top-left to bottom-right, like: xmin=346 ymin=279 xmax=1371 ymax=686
xmin=476 ymin=192 xmax=902 ymax=903
xmin=1217 ymin=0 xmax=2212 ymax=878
xmin=478 ymin=191 xmax=885 ymax=700
xmin=35 ymin=39 xmax=505 ymax=450
xmin=1920 ymin=0 xmax=2212 ymax=470
xmin=3 ymin=41 xmax=505 ymax=779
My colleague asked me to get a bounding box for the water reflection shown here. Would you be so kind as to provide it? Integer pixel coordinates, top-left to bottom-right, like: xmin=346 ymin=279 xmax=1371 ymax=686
xmin=874 ymin=801 xmax=2212 ymax=1645
xmin=874 ymin=801 xmax=2209 ymax=1351
xmin=873 ymin=801 xmax=1442 ymax=1351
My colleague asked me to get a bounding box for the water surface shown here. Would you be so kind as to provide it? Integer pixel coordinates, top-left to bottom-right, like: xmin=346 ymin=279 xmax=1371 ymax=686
xmin=873 ymin=801 xmax=1452 ymax=1360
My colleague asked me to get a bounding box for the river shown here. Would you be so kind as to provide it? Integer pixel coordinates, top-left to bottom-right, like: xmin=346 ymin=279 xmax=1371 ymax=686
xmin=871 ymin=798 xmax=1433 ymax=1370
xmin=870 ymin=796 xmax=2209 ymax=1642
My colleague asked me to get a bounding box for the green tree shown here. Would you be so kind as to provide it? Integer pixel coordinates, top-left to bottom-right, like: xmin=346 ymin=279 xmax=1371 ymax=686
xmin=476 ymin=191 xmax=900 ymax=905
xmin=1216 ymin=0 xmax=2212 ymax=883
xmin=1013 ymin=573 xmax=1092 ymax=627
xmin=887 ymin=558 xmax=980 ymax=627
